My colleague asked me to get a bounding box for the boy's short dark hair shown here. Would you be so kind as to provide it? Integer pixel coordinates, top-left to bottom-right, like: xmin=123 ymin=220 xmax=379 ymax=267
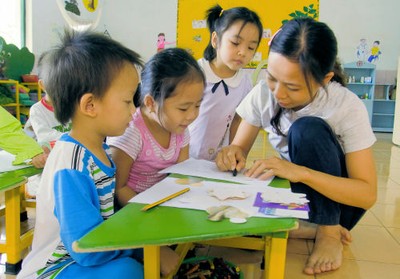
xmin=45 ymin=30 xmax=143 ymax=125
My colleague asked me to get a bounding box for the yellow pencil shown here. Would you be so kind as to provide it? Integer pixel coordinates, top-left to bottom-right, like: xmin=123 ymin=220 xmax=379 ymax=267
xmin=141 ymin=187 xmax=190 ymax=211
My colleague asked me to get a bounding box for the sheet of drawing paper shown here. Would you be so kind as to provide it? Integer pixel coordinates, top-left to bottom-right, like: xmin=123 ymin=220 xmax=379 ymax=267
xmin=129 ymin=176 xmax=293 ymax=218
xmin=159 ymin=158 xmax=273 ymax=186
xmin=0 ymin=150 xmax=31 ymax=172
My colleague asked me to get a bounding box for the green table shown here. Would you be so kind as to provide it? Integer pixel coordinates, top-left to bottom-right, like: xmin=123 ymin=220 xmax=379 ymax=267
xmin=0 ymin=166 xmax=41 ymax=274
xmin=73 ymin=177 xmax=298 ymax=279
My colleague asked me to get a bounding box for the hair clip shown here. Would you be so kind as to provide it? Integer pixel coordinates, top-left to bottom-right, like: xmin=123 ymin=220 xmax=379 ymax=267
xmin=219 ymin=9 xmax=224 ymax=17
xmin=268 ymin=28 xmax=282 ymax=46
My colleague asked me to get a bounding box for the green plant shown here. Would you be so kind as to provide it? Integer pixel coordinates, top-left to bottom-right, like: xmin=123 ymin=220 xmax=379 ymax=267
xmin=282 ymin=4 xmax=318 ymax=25
xmin=0 ymin=36 xmax=34 ymax=81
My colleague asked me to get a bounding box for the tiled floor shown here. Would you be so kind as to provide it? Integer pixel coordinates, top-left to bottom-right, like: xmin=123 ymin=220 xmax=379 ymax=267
xmin=1 ymin=132 xmax=400 ymax=278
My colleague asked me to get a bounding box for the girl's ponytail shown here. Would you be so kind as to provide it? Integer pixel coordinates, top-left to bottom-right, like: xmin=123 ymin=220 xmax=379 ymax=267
xmin=203 ymin=4 xmax=223 ymax=61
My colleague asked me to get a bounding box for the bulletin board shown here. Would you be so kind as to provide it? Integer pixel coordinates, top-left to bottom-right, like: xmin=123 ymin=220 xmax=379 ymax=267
xmin=176 ymin=0 xmax=319 ymax=68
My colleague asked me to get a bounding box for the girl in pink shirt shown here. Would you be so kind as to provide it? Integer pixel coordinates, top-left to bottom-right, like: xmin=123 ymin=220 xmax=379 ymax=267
xmin=107 ymin=48 xmax=205 ymax=276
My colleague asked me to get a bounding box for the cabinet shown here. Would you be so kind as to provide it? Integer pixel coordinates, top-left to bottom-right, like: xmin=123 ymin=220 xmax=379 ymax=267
xmin=0 ymin=80 xmax=42 ymax=123
xmin=372 ymin=84 xmax=395 ymax=132
xmin=343 ymin=61 xmax=375 ymax=123
xmin=343 ymin=61 xmax=395 ymax=132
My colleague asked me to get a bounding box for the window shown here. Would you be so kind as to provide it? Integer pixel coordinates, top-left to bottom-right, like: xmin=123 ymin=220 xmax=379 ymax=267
xmin=0 ymin=0 xmax=24 ymax=47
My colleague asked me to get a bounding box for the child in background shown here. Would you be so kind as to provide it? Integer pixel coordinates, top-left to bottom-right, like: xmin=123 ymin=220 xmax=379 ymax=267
xmin=23 ymin=51 xmax=72 ymax=198
xmin=216 ymin=18 xmax=377 ymax=275
xmin=24 ymin=51 xmax=71 ymax=147
xmin=189 ymin=4 xmax=263 ymax=161
xmin=0 ymin=106 xmax=48 ymax=168
xmin=107 ymin=47 xmax=205 ymax=276
xmin=18 ymin=31 xmax=144 ymax=279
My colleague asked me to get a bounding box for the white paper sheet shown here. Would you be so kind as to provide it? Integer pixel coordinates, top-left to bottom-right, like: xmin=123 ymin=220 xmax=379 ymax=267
xmin=0 ymin=150 xmax=31 ymax=173
xmin=129 ymin=176 xmax=307 ymax=219
xmin=159 ymin=158 xmax=273 ymax=186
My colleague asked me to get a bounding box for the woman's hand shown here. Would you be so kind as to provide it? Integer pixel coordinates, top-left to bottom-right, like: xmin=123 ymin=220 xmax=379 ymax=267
xmin=215 ymin=145 xmax=247 ymax=172
xmin=245 ymin=156 xmax=306 ymax=182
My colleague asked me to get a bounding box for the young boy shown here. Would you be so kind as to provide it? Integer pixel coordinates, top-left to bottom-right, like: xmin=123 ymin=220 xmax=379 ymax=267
xmin=17 ymin=31 xmax=144 ymax=278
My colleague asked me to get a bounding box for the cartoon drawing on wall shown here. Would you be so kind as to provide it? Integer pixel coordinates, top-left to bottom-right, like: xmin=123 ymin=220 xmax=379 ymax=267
xmin=263 ymin=29 xmax=272 ymax=39
xmin=64 ymin=0 xmax=80 ymax=15
xmin=157 ymin=33 xmax=176 ymax=52
xmin=368 ymin=40 xmax=382 ymax=63
xmin=63 ymin=0 xmax=97 ymax=15
xmin=83 ymin=0 xmax=97 ymax=11
xmin=356 ymin=38 xmax=368 ymax=62
xmin=193 ymin=35 xmax=202 ymax=43
xmin=56 ymin=0 xmax=103 ymax=31
xmin=103 ymin=25 xmax=111 ymax=38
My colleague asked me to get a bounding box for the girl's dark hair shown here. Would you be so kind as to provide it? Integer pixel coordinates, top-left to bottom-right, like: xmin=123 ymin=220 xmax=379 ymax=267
xmin=203 ymin=4 xmax=263 ymax=61
xmin=45 ymin=30 xmax=143 ymax=125
xmin=268 ymin=17 xmax=346 ymax=136
xmin=139 ymin=48 xmax=205 ymax=110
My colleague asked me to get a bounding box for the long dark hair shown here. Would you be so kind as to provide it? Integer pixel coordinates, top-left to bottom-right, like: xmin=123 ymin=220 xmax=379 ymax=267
xmin=268 ymin=17 xmax=346 ymax=136
xmin=203 ymin=4 xmax=263 ymax=61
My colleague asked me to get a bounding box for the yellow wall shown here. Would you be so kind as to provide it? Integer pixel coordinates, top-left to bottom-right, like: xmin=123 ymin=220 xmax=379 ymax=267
xmin=177 ymin=0 xmax=319 ymax=67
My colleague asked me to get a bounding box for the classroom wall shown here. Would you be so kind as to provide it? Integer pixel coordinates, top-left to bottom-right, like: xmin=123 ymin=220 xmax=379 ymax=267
xmin=27 ymin=0 xmax=400 ymax=71
xmin=319 ymin=0 xmax=400 ymax=71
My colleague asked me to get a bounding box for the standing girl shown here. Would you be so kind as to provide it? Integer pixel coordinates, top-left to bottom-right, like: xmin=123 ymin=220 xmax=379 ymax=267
xmin=107 ymin=47 xmax=205 ymax=277
xmin=216 ymin=18 xmax=377 ymax=275
xmin=189 ymin=4 xmax=263 ymax=160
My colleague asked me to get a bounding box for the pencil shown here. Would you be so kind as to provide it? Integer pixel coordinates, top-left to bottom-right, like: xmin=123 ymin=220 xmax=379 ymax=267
xmin=141 ymin=187 xmax=190 ymax=211
xmin=232 ymin=168 xmax=237 ymax=176
xmin=232 ymin=160 xmax=239 ymax=176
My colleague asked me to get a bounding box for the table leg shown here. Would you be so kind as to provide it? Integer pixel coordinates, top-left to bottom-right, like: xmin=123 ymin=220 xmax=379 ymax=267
xmin=162 ymin=242 xmax=194 ymax=279
xmin=263 ymin=233 xmax=288 ymax=279
xmin=144 ymin=245 xmax=160 ymax=279
xmin=4 ymin=185 xmax=23 ymax=274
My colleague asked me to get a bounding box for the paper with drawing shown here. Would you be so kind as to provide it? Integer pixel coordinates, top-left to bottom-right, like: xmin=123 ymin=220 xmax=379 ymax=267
xmin=159 ymin=158 xmax=273 ymax=186
xmin=129 ymin=176 xmax=307 ymax=218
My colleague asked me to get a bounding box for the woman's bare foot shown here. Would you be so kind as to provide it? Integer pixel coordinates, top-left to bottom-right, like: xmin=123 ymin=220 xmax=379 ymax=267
xmin=339 ymin=226 xmax=352 ymax=245
xmin=303 ymin=225 xmax=344 ymax=275
xmin=289 ymin=220 xmax=352 ymax=245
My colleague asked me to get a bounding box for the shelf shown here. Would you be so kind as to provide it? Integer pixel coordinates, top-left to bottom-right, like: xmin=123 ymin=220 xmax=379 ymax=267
xmin=0 ymin=80 xmax=20 ymax=120
xmin=372 ymin=127 xmax=394 ymax=133
xmin=375 ymin=84 xmax=394 ymax=100
xmin=373 ymin=100 xmax=395 ymax=115
xmin=347 ymin=82 xmax=374 ymax=85
xmin=0 ymin=80 xmax=40 ymax=123
xmin=373 ymin=113 xmax=395 ymax=117
xmin=344 ymin=61 xmax=396 ymax=132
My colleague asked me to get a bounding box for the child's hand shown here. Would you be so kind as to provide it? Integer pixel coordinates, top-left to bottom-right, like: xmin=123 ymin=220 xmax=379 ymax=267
xmin=160 ymin=245 xmax=180 ymax=277
xmin=31 ymin=146 xmax=51 ymax=168
xmin=215 ymin=145 xmax=246 ymax=173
